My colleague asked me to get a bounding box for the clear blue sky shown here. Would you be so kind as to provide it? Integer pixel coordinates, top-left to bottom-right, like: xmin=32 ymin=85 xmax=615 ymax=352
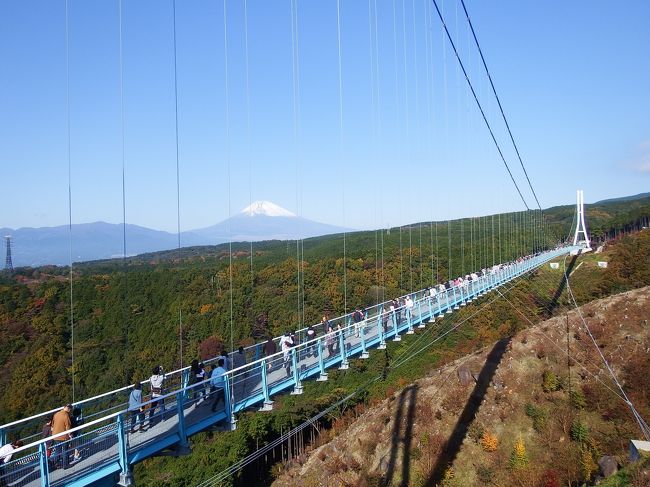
xmin=1 ymin=0 xmax=649 ymax=232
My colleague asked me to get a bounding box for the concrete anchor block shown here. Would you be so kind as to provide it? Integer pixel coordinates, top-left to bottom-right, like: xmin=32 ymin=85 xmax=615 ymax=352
xmin=118 ymin=471 xmax=135 ymax=487
xmin=259 ymin=400 xmax=274 ymax=412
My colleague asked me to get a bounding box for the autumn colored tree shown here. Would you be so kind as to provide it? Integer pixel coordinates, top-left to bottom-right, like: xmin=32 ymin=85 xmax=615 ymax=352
xmin=509 ymin=437 xmax=528 ymax=470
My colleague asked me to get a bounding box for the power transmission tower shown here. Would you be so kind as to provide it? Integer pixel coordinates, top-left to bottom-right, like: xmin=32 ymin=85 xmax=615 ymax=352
xmin=4 ymin=235 xmax=13 ymax=274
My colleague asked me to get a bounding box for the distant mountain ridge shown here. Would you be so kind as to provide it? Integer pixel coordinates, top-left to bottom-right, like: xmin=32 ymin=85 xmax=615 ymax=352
xmin=594 ymin=192 xmax=650 ymax=204
xmin=0 ymin=222 xmax=204 ymax=269
xmin=2 ymin=201 xmax=351 ymax=267
xmin=4 ymin=193 xmax=648 ymax=268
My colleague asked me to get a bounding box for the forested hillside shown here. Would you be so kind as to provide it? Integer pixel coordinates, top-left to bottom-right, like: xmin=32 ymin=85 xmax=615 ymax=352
xmin=544 ymin=194 xmax=650 ymax=241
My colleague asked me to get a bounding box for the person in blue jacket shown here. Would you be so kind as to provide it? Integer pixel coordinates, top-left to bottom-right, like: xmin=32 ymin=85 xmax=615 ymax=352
xmin=210 ymin=359 xmax=228 ymax=413
xmin=128 ymin=382 xmax=145 ymax=433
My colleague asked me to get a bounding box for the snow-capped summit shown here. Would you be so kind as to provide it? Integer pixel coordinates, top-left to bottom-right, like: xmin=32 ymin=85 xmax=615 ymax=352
xmin=191 ymin=200 xmax=350 ymax=242
xmin=3 ymin=201 xmax=353 ymax=265
xmin=241 ymin=201 xmax=296 ymax=218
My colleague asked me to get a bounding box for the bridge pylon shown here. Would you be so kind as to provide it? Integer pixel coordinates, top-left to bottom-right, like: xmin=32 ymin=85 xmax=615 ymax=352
xmin=571 ymin=190 xmax=592 ymax=254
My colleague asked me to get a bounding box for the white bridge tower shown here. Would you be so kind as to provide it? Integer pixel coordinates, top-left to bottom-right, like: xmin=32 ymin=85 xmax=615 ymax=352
xmin=572 ymin=189 xmax=591 ymax=250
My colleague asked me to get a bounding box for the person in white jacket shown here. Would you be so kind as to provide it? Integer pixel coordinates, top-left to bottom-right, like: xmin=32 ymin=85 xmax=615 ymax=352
xmin=279 ymin=332 xmax=294 ymax=377
xmin=405 ymin=296 xmax=415 ymax=322
xmin=1 ymin=439 xmax=23 ymax=485
xmin=148 ymin=365 xmax=165 ymax=426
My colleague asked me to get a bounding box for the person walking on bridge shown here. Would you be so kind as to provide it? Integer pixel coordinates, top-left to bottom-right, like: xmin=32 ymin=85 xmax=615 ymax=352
xmin=405 ymin=295 xmax=414 ymax=323
xmin=232 ymin=346 xmax=247 ymax=399
xmin=279 ymin=331 xmax=294 ymax=377
xmin=148 ymin=366 xmax=165 ymax=427
xmin=390 ymin=299 xmax=400 ymax=329
xmin=263 ymin=337 xmax=277 ymax=372
xmin=210 ymin=359 xmax=228 ymax=413
xmin=325 ymin=321 xmax=336 ymax=357
xmin=305 ymin=325 xmax=317 ymax=358
xmin=219 ymin=349 xmax=231 ymax=371
xmin=352 ymin=307 xmax=364 ymax=338
xmin=51 ymin=404 xmax=73 ymax=470
xmin=0 ymin=439 xmax=23 ymax=487
xmin=189 ymin=359 xmax=205 ymax=402
xmin=128 ymin=382 xmax=146 ymax=433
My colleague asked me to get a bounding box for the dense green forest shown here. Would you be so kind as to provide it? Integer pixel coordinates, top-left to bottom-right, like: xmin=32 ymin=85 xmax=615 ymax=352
xmin=0 ymin=197 xmax=648 ymax=426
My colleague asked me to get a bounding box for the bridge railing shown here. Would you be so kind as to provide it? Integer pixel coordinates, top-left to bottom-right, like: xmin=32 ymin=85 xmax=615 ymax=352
xmin=0 ymin=249 xmax=504 ymax=446
xmin=0 ymin=246 xmax=577 ymax=487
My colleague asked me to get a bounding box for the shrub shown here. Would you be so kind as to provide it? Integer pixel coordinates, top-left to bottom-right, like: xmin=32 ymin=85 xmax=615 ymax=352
xmin=480 ymin=431 xmax=498 ymax=452
xmin=509 ymin=437 xmax=529 ymax=470
xmin=534 ymin=342 xmax=548 ymax=359
xmin=524 ymin=403 xmax=536 ymax=417
xmin=579 ymin=448 xmax=597 ymax=482
xmin=476 ymin=464 xmax=494 ymax=484
xmin=570 ymin=389 xmax=587 ymax=409
xmin=410 ymin=446 xmax=422 ymax=461
xmin=441 ymin=466 xmax=455 ymax=487
xmin=542 ymin=370 xmax=560 ymax=392
xmin=467 ymin=422 xmax=485 ymax=443
xmin=541 ymin=468 xmax=560 ymax=487
xmin=525 ymin=403 xmax=548 ymax=432
xmin=570 ymin=420 xmax=589 ymax=443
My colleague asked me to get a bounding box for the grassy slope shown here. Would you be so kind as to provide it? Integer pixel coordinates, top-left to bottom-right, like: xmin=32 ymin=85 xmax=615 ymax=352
xmin=271 ymin=287 xmax=650 ymax=487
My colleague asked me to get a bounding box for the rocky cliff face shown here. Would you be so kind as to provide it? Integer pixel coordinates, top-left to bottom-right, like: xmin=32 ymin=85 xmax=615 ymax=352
xmin=273 ymin=287 xmax=650 ymax=487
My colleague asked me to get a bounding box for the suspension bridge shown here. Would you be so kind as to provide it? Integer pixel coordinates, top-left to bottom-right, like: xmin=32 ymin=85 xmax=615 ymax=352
xmin=4 ymin=0 xmax=648 ymax=485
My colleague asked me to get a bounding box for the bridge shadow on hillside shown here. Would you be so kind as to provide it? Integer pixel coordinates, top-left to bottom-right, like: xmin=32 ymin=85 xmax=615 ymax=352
xmin=382 ymin=384 xmax=418 ymax=487
xmin=424 ymin=337 xmax=511 ymax=487
xmin=544 ymin=255 xmax=578 ymax=317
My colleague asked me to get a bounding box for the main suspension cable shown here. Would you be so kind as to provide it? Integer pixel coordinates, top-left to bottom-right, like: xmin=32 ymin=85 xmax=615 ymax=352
xmin=459 ymin=0 xmax=542 ymax=210
xmin=336 ymin=0 xmax=348 ymax=314
xmin=428 ymin=0 xmax=529 ymax=210
xmin=171 ymin=0 xmax=184 ymax=369
xmin=118 ymin=0 xmax=129 ymax=386
xmin=222 ymin=0 xmax=235 ymax=379
xmin=243 ymin=0 xmax=255 ymax=312
xmin=65 ymin=0 xmax=75 ymax=403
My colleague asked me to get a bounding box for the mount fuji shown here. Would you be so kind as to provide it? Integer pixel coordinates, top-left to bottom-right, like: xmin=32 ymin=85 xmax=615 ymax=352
xmin=189 ymin=201 xmax=351 ymax=242
xmin=2 ymin=202 xmax=351 ymax=267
